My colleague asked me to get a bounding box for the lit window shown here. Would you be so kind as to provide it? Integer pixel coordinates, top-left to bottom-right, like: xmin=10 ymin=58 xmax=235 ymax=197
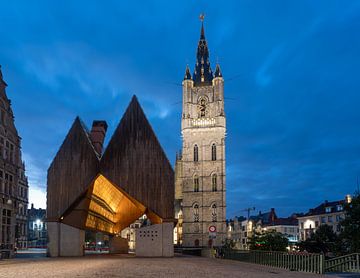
xmin=194 ymin=145 xmax=199 ymax=162
xmin=211 ymin=144 xmax=217 ymax=161
xmin=212 ymin=174 xmax=217 ymax=192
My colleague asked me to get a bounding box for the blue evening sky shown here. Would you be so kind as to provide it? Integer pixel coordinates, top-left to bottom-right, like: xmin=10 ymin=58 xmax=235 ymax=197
xmin=1 ymin=1 xmax=359 ymax=218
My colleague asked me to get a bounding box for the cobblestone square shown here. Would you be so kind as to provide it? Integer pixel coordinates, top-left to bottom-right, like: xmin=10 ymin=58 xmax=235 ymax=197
xmin=0 ymin=255 xmax=338 ymax=278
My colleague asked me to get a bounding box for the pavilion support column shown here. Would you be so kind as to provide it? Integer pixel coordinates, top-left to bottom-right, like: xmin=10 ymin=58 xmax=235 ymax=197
xmin=135 ymin=222 xmax=174 ymax=257
xmin=47 ymin=222 xmax=85 ymax=257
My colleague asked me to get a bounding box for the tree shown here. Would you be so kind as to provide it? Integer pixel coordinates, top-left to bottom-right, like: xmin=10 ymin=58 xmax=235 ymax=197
xmin=249 ymin=230 xmax=289 ymax=251
xmin=340 ymin=193 xmax=360 ymax=253
xmin=297 ymin=224 xmax=339 ymax=255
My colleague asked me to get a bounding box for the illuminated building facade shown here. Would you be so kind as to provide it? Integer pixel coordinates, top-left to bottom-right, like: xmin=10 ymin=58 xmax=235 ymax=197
xmin=0 ymin=67 xmax=28 ymax=257
xmin=298 ymin=195 xmax=351 ymax=241
xmin=47 ymin=96 xmax=174 ymax=257
xmin=175 ymin=19 xmax=226 ymax=248
xmin=227 ymin=209 xmax=298 ymax=250
xmin=27 ymin=204 xmax=47 ymax=248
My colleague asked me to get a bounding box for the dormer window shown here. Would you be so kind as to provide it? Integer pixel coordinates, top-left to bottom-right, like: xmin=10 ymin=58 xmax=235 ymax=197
xmin=336 ymin=205 xmax=343 ymax=211
xmin=325 ymin=207 xmax=331 ymax=213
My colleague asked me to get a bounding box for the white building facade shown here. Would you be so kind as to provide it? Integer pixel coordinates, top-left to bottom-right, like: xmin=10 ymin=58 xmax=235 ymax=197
xmin=298 ymin=195 xmax=351 ymax=241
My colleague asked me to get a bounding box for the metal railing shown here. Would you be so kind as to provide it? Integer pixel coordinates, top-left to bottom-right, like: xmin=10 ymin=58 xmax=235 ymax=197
xmin=224 ymin=250 xmax=325 ymax=274
xmin=325 ymin=253 xmax=360 ymax=273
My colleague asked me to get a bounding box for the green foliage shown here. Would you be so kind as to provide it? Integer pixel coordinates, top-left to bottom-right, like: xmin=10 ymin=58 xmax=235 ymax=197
xmin=297 ymin=224 xmax=339 ymax=254
xmin=249 ymin=230 xmax=289 ymax=251
xmin=340 ymin=193 xmax=360 ymax=253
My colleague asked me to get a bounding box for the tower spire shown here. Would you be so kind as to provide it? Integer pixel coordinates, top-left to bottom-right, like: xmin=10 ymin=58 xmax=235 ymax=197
xmin=200 ymin=13 xmax=205 ymax=40
xmin=193 ymin=14 xmax=213 ymax=86
xmin=214 ymin=63 xmax=222 ymax=78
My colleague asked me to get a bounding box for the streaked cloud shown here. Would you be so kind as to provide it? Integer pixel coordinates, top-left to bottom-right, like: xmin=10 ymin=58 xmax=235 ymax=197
xmin=0 ymin=0 xmax=359 ymax=217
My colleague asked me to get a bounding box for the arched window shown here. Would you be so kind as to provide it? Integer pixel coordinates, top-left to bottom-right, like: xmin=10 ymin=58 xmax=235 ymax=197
xmin=194 ymin=176 xmax=199 ymax=192
xmin=211 ymin=143 xmax=216 ymax=161
xmin=211 ymin=204 xmax=217 ymax=222
xmin=194 ymin=204 xmax=199 ymax=222
xmin=212 ymin=174 xmax=217 ymax=192
xmin=194 ymin=144 xmax=199 ymax=162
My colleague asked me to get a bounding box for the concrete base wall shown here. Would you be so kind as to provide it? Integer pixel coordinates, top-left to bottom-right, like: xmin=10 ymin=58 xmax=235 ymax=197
xmin=109 ymin=236 xmax=129 ymax=254
xmin=135 ymin=223 xmax=174 ymax=257
xmin=47 ymin=222 xmax=85 ymax=257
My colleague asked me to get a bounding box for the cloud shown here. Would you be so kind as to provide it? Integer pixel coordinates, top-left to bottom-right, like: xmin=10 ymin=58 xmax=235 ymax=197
xmin=28 ymin=187 xmax=47 ymax=209
xmin=1 ymin=0 xmax=360 ymax=218
xmin=22 ymin=152 xmax=47 ymax=190
xmin=255 ymin=44 xmax=284 ymax=87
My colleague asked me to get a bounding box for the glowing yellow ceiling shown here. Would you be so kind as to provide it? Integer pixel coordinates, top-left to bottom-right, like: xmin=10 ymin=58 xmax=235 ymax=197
xmin=62 ymin=174 xmax=162 ymax=234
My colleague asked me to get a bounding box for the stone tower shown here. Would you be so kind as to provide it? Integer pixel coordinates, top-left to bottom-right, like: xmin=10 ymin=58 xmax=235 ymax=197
xmin=175 ymin=19 xmax=226 ymax=248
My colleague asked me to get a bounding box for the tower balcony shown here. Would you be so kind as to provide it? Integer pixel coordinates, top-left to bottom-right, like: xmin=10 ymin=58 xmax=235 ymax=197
xmin=182 ymin=116 xmax=226 ymax=131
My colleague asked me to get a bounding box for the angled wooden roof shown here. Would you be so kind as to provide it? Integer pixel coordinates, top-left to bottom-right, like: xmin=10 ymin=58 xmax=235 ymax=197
xmin=47 ymin=117 xmax=99 ymax=221
xmin=101 ymin=96 xmax=174 ymax=221
xmin=47 ymin=96 xmax=174 ymax=232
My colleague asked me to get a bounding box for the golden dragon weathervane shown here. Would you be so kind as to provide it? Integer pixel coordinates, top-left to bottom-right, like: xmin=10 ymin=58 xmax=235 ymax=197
xmin=199 ymin=13 xmax=205 ymax=22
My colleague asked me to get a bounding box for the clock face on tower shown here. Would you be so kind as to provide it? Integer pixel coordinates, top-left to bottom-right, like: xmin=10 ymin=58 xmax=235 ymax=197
xmin=198 ymin=97 xmax=207 ymax=118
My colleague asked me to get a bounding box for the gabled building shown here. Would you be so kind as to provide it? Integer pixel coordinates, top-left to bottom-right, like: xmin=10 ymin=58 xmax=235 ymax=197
xmin=227 ymin=209 xmax=299 ymax=250
xmin=298 ymin=195 xmax=351 ymax=241
xmin=0 ymin=67 xmax=29 ymax=257
xmin=262 ymin=216 xmax=299 ymax=247
xmin=239 ymin=209 xmax=277 ymax=250
xmin=226 ymin=216 xmax=246 ymax=249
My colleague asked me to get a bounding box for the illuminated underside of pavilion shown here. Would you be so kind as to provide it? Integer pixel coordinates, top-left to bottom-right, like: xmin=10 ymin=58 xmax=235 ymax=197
xmin=60 ymin=174 xmax=162 ymax=234
xmin=47 ymin=96 xmax=174 ymax=236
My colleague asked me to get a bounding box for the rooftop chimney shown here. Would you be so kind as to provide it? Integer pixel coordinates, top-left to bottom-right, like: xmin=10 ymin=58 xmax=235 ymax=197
xmin=90 ymin=120 xmax=108 ymax=157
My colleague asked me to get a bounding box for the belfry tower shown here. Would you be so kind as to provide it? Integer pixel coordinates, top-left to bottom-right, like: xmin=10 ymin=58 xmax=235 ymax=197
xmin=175 ymin=17 xmax=226 ymax=248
